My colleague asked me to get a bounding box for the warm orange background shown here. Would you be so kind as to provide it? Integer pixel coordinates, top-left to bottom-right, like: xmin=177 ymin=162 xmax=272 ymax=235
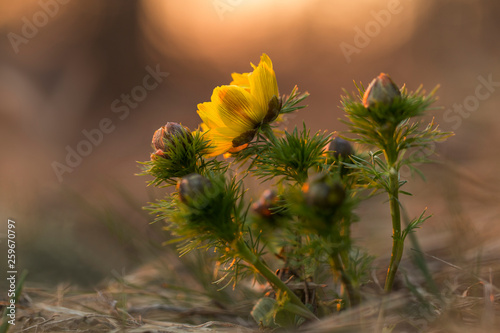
xmin=1 ymin=0 xmax=499 ymax=286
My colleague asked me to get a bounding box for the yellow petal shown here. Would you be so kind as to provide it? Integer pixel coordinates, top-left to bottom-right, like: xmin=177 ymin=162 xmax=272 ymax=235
xmin=249 ymin=59 xmax=279 ymax=114
xmin=199 ymin=123 xmax=209 ymax=132
xmin=230 ymin=72 xmax=250 ymax=90
xmin=249 ymin=53 xmax=272 ymax=70
xmin=197 ymin=102 xmax=226 ymax=129
xmin=210 ymin=86 xmax=265 ymax=132
xmin=259 ymin=53 xmax=273 ymax=70
xmin=203 ymin=127 xmax=234 ymax=157
xmin=227 ymin=143 xmax=249 ymax=153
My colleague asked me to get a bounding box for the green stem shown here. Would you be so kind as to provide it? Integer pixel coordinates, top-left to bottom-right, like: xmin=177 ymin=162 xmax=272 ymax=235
xmin=401 ymin=206 xmax=440 ymax=298
xmin=261 ymin=124 xmax=278 ymax=145
xmin=235 ymin=240 xmax=318 ymax=321
xmin=384 ymin=149 xmax=404 ymax=293
xmin=339 ymin=218 xmax=351 ymax=266
xmin=330 ymin=254 xmax=360 ymax=307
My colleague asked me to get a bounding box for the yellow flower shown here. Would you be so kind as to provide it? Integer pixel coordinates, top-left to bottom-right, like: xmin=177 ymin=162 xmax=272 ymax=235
xmin=197 ymin=53 xmax=280 ymax=157
xmin=230 ymin=72 xmax=250 ymax=91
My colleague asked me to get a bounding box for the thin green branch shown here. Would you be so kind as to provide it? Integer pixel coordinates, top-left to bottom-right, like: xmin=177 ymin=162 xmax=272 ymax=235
xmin=235 ymin=240 xmax=319 ymax=321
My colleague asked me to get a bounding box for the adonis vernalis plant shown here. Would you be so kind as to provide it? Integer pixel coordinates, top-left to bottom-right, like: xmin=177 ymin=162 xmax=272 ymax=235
xmin=139 ymin=54 xmax=452 ymax=328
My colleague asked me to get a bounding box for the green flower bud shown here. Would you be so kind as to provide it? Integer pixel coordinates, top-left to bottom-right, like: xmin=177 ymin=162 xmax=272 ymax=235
xmin=177 ymin=173 xmax=212 ymax=204
xmin=325 ymin=137 xmax=354 ymax=160
xmin=252 ymin=189 xmax=278 ymax=218
xmin=303 ymin=175 xmax=345 ymax=211
xmin=362 ymin=73 xmax=401 ymax=109
xmin=151 ymin=122 xmax=192 ymax=158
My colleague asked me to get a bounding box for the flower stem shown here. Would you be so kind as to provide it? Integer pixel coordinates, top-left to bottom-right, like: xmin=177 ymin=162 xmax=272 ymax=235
xmin=330 ymin=253 xmax=360 ymax=306
xmin=261 ymin=124 xmax=278 ymax=145
xmin=383 ymin=136 xmax=404 ymax=293
xmin=235 ymin=240 xmax=319 ymax=321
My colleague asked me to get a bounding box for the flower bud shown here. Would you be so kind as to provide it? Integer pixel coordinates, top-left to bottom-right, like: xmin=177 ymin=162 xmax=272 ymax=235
xmin=151 ymin=122 xmax=192 ymax=158
xmin=362 ymin=73 xmax=401 ymax=109
xmin=325 ymin=137 xmax=354 ymax=160
xmin=303 ymin=175 xmax=345 ymax=210
xmin=252 ymin=189 xmax=278 ymax=218
xmin=152 ymin=127 xmax=167 ymax=152
xmin=177 ymin=173 xmax=212 ymax=204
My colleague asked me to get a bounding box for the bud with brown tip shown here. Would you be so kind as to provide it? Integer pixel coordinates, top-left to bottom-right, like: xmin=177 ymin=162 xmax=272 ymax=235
xmin=362 ymin=73 xmax=401 ymax=109
xmin=177 ymin=173 xmax=212 ymax=204
xmin=151 ymin=122 xmax=192 ymax=159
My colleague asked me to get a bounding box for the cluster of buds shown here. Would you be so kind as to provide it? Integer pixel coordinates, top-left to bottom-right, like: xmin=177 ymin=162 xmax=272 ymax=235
xmin=302 ymin=174 xmax=345 ymax=212
xmin=151 ymin=122 xmax=192 ymax=159
xmin=362 ymin=73 xmax=401 ymax=110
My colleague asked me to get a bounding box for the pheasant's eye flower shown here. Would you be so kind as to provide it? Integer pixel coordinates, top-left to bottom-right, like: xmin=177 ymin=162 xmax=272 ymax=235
xmin=197 ymin=53 xmax=281 ymax=156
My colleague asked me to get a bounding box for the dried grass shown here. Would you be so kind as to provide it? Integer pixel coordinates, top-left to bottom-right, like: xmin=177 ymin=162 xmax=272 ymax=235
xmin=7 ymin=243 xmax=499 ymax=333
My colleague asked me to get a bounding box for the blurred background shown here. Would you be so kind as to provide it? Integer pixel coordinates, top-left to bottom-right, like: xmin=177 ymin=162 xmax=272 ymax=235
xmin=1 ymin=0 xmax=499 ymax=288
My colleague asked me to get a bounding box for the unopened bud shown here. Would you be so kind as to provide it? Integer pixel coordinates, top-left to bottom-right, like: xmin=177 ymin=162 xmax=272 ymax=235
xmin=362 ymin=73 xmax=401 ymax=109
xmin=152 ymin=127 xmax=167 ymax=151
xmin=177 ymin=173 xmax=212 ymax=204
xmin=325 ymin=137 xmax=354 ymax=160
xmin=151 ymin=122 xmax=192 ymax=158
xmin=252 ymin=189 xmax=278 ymax=218
xmin=166 ymin=122 xmax=189 ymax=138
xmin=303 ymin=175 xmax=345 ymax=210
